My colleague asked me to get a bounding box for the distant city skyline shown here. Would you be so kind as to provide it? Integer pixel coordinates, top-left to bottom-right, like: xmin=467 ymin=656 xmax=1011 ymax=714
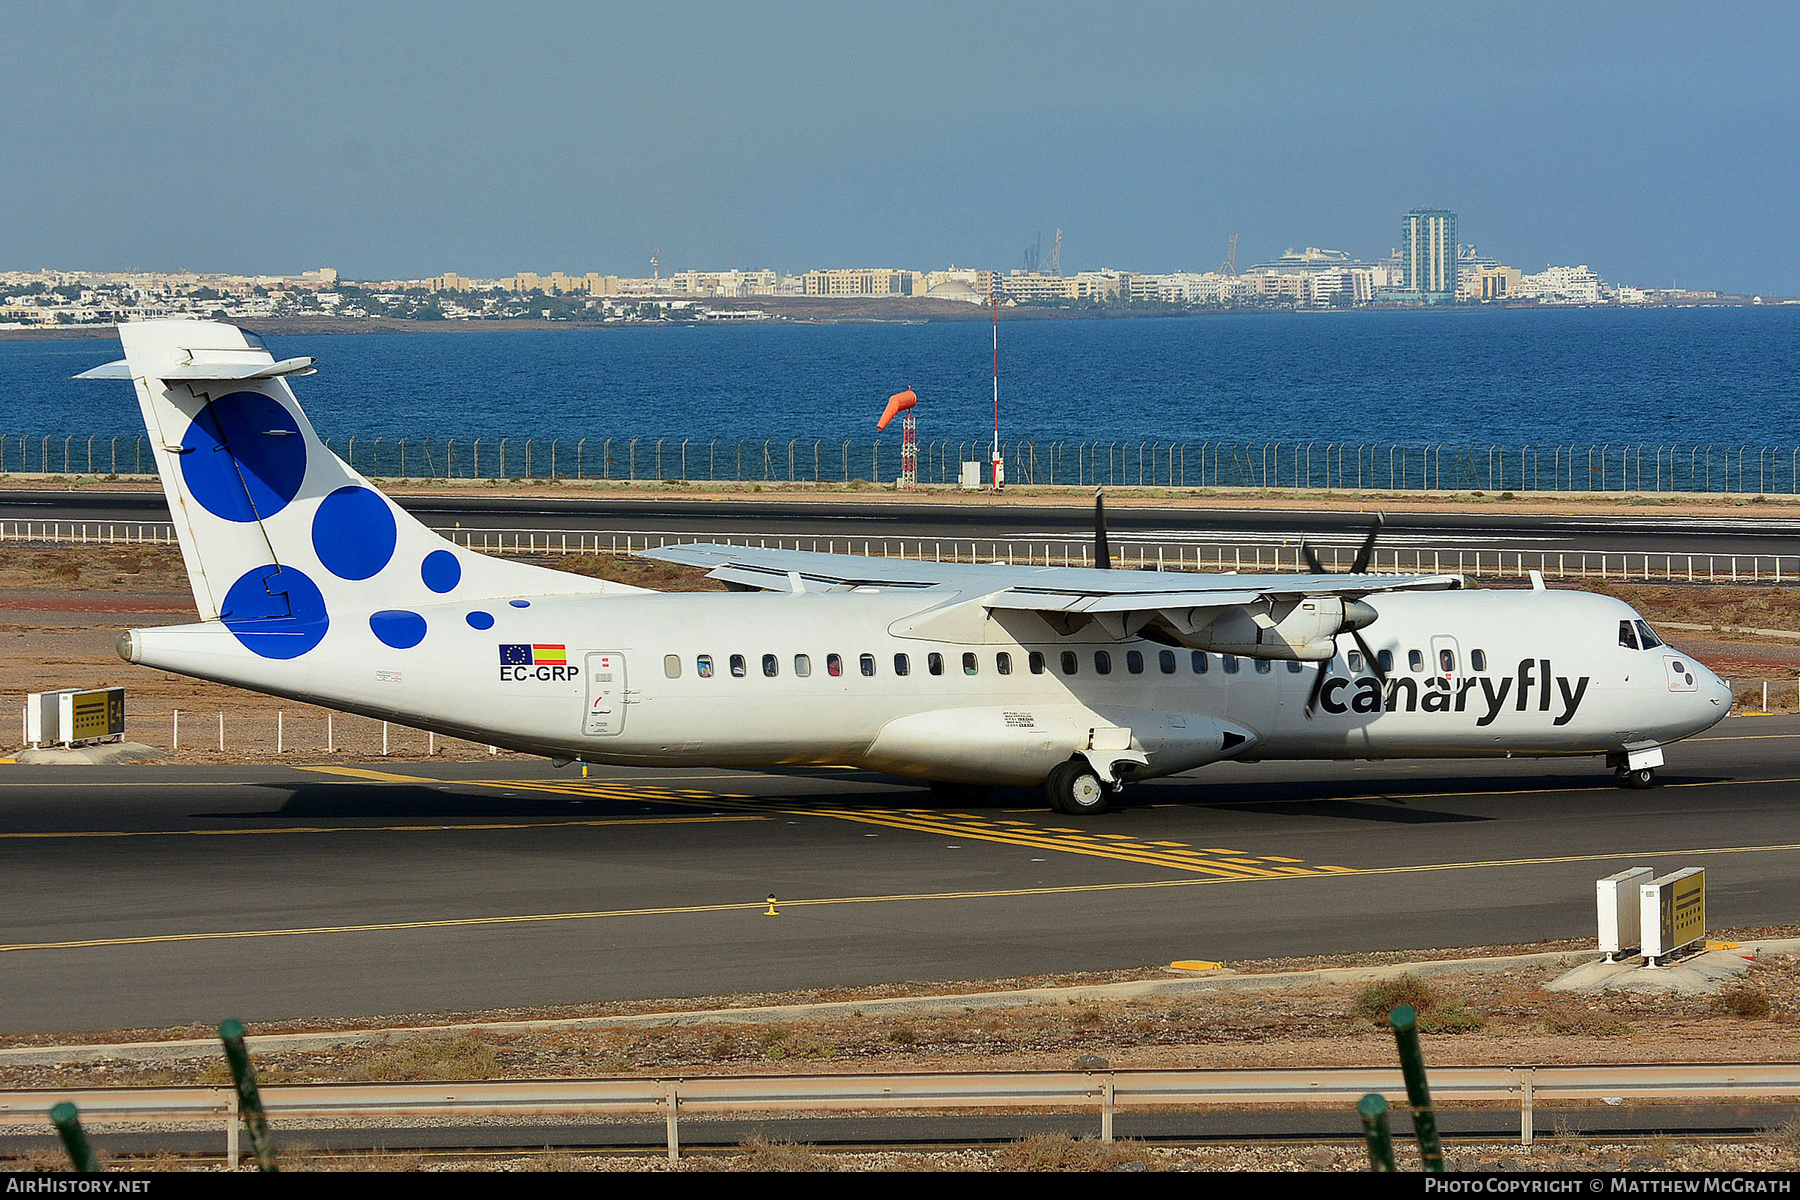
xmin=3 ymin=3 xmax=1797 ymax=293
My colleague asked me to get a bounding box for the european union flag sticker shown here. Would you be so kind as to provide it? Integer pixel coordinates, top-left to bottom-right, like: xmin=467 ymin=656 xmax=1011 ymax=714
xmin=499 ymin=644 xmax=533 ymax=666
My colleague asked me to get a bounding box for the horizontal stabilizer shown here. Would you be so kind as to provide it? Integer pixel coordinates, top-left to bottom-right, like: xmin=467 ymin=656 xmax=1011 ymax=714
xmin=72 ymin=360 xmax=133 ymax=380
xmin=76 ymin=355 xmax=318 ymax=382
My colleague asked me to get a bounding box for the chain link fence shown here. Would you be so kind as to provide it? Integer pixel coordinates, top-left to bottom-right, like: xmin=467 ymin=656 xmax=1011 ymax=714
xmin=8 ymin=433 xmax=1800 ymax=494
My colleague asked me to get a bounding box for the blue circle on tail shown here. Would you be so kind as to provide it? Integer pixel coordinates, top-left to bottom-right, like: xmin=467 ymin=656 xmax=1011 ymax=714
xmin=179 ymin=392 xmax=307 ymax=523
xmin=421 ymin=549 xmax=461 ymax=593
xmin=221 ymin=565 xmax=329 ymax=659
xmin=370 ymin=609 xmax=428 ymax=649
xmin=312 ymin=486 xmax=397 ymax=580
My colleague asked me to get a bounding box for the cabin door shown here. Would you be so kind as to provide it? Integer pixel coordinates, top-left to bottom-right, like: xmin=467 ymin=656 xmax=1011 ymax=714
xmin=584 ymin=652 xmax=627 ymax=736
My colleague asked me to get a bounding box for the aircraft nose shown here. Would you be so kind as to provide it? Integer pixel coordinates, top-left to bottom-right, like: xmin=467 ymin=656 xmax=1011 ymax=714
xmin=1696 ymin=664 xmax=1733 ymax=722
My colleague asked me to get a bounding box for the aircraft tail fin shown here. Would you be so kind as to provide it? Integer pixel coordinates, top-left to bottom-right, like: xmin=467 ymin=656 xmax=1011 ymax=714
xmin=92 ymin=320 xmax=642 ymax=631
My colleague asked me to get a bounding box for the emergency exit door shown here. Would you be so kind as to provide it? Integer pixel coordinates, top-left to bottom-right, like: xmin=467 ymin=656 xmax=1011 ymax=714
xmin=584 ymin=652 xmax=627 ymax=736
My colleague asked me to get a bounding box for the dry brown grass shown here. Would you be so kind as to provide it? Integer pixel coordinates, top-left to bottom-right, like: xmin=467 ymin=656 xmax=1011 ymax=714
xmin=990 ymin=1133 xmax=1161 ymax=1172
xmin=551 ymin=553 xmax=726 ymax=592
xmin=348 ymin=1034 xmax=503 ymax=1082
xmin=1594 ymin=583 xmax=1800 ymax=633
xmin=1713 ymin=981 xmax=1774 ymax=1020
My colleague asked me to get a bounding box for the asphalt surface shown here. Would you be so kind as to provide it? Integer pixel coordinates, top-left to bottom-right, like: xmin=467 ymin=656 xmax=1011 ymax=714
xmin=4 ymin=717 xmax=1799 ymax=1035
xmin=10 ymin=489 xmax=1800 ymax=560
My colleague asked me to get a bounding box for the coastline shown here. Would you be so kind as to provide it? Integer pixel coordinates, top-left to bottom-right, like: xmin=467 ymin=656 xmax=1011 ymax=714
xmin=2 ymin=294 xmax=1778 ymax=342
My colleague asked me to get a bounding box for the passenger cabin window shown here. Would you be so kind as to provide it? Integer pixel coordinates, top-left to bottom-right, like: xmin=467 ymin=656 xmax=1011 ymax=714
xmin=1635 ymin=620 xmax=1664 ymax=649
xmin=1222 ymin=654 xmax=1240 ymax=675
xmin=1286 ymin=661 xmax=1303 ymax=673
xmin=996 ymin=652 xmax=1013 ymax=675
xmin=697 ymin=654 xmax=714 ymax=678
xmin=1159 ymin=650 xmax=1177 ymax=675
xmin=826 ymin=653 xmax=842 ymax=677
xmin=893 ymin=653 xmax=910 ymax=676
xmin=664 ymin=654 xmax=682 ymax=679
xmin=794 ymin=654 xmax=811 ymax=678
xmin=762 ymin=653 xmax=779 ymax=677
xmin=1094 ymin=651 xmax=1112 ymax=675
xmin=1439 ymin=648 xmax=1456 ymax=674
xmin=1061 ymin=651 xmax=1079 ymax=675
xmin=1408 ymin=650 xmax=1424 ymax=673
xmin=1254 ymin=658 xmax=1272 ymax=674
xmin=1470 ymin=649 xmax=1487 ymax=672
xmin=1126 ymin=650 xmax=1144 ymax=674
xmin=1192 ymin=651 xmax=1208 ymax=674
xmin=1619 ymin=620 xmax=1639 ymax=650
xmin=1029 ymin=651 xmax=1046 ymax=674
xmin=1347 ymin=650 xmax=1363 ymax=673
xmin=1377 ymin=650 xmax=1393 ymax=674
xmin=928 ymin=652 xmax=944 ymax=676
xmin=859 ymin=653 xmax=876 ymax=677
xmin=963 ymin=652 xmax=979 ymax=676
xmin=730 ymin=654 xmax=747 ymax=678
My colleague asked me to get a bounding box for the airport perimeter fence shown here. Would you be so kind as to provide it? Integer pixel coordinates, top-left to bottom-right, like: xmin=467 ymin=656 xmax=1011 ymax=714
xmin=11 ymin=1062 xmax=1800 ymax=1157
xmin=11 ymin=432 xmax=1800 ymax=495
xmin=11 ymin=518 xmax=1800 ymax=588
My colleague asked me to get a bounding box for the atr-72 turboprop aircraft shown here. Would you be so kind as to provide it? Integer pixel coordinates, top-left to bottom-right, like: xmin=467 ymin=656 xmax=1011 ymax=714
xmin=86 ymin=320 xmax=1731 ymax=814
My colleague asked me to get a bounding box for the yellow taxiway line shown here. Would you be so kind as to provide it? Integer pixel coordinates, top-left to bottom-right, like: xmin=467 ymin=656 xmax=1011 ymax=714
xmin=0 ymin=815 xmax=762 ymax=841
xmin=8 ymin=838 xmax=1798 ymax=956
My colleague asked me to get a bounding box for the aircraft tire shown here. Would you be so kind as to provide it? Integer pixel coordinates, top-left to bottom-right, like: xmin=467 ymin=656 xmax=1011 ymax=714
xmin=1626 ymin=767 xmax=1656 ymax=789
xmin=929 ymin=781 xmax=994 ymax=804
xmin=1046 ymin=759 xmax=1110 ymax=815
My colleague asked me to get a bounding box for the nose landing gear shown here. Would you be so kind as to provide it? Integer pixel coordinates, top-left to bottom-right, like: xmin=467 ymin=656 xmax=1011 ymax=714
xmin=1608 ymin=745 xmax=1664 ymax=790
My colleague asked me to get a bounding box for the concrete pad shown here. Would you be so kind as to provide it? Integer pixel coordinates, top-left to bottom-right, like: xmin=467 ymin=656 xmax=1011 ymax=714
xmin=13 ymin=741 xmax=165 ymax=765
xmin=1545 ymin=948 xmax=1765 ymax=996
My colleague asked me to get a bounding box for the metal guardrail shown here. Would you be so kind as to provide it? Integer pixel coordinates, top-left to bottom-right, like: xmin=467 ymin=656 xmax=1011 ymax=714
xmin=8 ymin=434 xmax=1800 ymax=494
xmin=7 ymin=520 xmax=1798 ymax=586
xmin=5 ymin=1064 xmax=1798 ymax=1160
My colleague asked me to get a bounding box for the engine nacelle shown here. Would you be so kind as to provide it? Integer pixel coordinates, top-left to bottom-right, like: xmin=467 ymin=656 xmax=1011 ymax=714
xmin=1162 ymin=597 xmax=1377 ymax=662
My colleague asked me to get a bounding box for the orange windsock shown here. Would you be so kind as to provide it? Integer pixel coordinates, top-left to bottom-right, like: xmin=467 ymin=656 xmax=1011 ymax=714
xmin=876 ymin=388 xmax=917 ymax=430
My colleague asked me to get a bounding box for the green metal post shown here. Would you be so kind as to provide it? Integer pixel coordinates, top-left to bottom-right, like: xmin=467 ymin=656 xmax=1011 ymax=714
xmin=49 ymin=1102 xmax=100 ymax=1172
xmin=1390 ymin=1004 xmax=1444 ymax=1172
xmin=1356 ymin=1093 xmax=1395 ymax=1172
xmin=219 ymin=1018 xmax=278 ymax=1172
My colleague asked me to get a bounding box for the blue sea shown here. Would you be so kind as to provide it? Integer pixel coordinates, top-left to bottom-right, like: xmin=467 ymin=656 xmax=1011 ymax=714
xmin=3 ymin=306 xmax=1798 ymax=449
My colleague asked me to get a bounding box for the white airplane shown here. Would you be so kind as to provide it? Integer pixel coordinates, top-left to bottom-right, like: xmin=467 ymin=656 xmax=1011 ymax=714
xmin=85 ymin=320 xmax=1731 ymax=814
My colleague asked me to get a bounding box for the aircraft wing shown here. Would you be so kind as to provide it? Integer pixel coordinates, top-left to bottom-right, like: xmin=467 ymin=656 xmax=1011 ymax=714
xmin=641 ymin=542 xmax=1459 ymax=660
xmin=641 ymin=541 xmax=1458 ymax=600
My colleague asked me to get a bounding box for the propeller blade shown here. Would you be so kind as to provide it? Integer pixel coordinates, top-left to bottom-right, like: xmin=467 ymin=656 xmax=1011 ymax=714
xmin=1301 ymin=541 xmax=1325 ymax=574
xmin=1303 ymin=658 xmax=1330 ymax=719
xmin=1094 ymin=487 xmax=1111 ymax=570
xmin=1351 ymin=629 xmax=1388 ymax=684
xmin=1349 ymin=513 xmax=1386 ymax=574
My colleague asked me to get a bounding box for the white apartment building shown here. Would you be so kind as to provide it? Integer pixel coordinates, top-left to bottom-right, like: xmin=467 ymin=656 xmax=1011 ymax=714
xmin=1516 ymin=265 xmax=1603 ymax=304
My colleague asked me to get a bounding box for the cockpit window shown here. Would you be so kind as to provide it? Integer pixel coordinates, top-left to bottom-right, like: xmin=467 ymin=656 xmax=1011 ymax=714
xmin=1619 ymin=620 xmax=1640 ymax=650
xmin=1635 ymin=620 xmax=1664 ymax=649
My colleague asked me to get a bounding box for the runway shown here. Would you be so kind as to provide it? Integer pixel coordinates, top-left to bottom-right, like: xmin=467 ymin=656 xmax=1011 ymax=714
xmin=4 ymin=717 xmax=1799 ymax=1034
xmin=10 ymin=489 xmax=1800 ymax=559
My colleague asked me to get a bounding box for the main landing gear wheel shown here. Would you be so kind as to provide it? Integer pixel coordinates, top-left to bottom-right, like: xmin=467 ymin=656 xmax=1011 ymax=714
xmin=929 ymin=781 xmax=994 ymax=804
xmin=1046 ymin=759 xmax=1111 ymax=816
xmin=1615 ymin=766 xmax=1657 ymax=789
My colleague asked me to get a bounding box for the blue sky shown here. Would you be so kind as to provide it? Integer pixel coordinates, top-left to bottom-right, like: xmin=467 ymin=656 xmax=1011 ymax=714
xmin=4 ymin=1 xmax=1796 ymax=292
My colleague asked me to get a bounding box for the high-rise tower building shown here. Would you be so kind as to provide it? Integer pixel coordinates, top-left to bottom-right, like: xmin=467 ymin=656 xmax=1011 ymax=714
xmin=1400 ymin=208 xmax=1457 ymax=300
